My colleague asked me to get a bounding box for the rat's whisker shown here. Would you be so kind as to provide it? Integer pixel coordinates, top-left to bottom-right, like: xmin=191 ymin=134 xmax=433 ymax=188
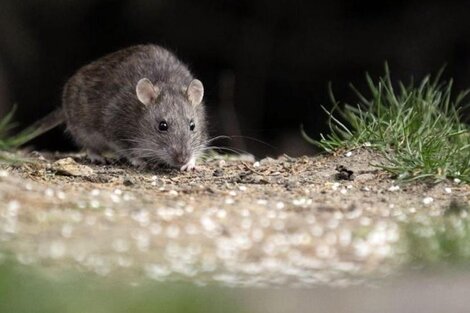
xmin=200 ymin=146 xmax=246 ymax=155
xmin=204 ymin=135 xmax=232 ymax=144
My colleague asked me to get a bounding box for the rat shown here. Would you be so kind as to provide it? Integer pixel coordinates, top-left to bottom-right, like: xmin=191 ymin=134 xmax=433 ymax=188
xmin=26 ymin=44 xmax=208 ymax=171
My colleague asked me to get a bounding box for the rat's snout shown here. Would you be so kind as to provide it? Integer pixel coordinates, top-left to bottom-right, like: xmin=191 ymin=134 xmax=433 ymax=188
xmin=172 ymin=150 xmax=190 ymax=166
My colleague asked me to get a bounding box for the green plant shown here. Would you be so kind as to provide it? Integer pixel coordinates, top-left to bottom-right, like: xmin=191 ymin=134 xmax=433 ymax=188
xmin=401 ymin=213 xmax=470 ymax=264
xmin=0 ymin=106 xmax=38 ymax=151
xmin=308 ymin=65 xmax=470 ymax=183
xmin=0 ymin=260 xmax=245 ymax=313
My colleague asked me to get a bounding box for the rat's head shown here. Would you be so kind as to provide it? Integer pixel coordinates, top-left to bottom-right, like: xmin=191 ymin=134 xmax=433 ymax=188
xmin=133 ymin=78 xmax=207 ymax=170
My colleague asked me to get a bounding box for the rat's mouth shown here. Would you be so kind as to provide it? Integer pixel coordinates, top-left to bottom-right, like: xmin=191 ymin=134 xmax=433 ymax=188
xmin=170 ymin=150 xmax=194 ymax=170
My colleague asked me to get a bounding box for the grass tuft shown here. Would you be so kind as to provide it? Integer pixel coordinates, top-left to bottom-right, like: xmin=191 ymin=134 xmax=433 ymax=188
xmin=0 ymin=106 xmax=38 ymax=151
xmin=310 ymin=65 xmax=470 ymax=183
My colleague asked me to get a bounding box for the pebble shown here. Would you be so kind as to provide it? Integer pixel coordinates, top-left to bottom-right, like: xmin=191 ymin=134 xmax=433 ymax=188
xmin=123 ymin=177 xmax=135 ymax=186
xmin=422 ymin=197 xmax=434 ymax=205
xmin=213 ymin=169 xmax=224 ymax=177
xmin=168 ymin=190 xmax=178 ymax=196
xmin=52 ymin=158 xmax=94 ymax=177
xmin=44 ymin=188 xmax=54 ymax=197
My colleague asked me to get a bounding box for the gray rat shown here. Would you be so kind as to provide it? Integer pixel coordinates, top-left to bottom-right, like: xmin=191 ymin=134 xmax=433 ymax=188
xmin=27 ymin=44 xmax=208 ymax=171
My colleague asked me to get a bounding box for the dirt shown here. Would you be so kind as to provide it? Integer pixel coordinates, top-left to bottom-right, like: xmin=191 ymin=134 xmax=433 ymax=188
xmin=0 ymin=148 xmax=468 ymax=287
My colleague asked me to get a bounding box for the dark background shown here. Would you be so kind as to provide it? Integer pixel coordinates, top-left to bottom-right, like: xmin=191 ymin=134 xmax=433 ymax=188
xmin=1 ymin=0 xmax=470 ymax=157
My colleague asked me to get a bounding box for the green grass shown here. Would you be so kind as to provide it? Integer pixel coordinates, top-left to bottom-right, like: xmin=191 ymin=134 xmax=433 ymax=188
xmin=307 ymin=65 xmax=470 ymax=183
xmin=400 ymin=204 xmax=470 ymax=264
xmin=0 ymin=106 xmax=38 ymax=151
xmin=0 ymin=260 xmax=245 ymax=313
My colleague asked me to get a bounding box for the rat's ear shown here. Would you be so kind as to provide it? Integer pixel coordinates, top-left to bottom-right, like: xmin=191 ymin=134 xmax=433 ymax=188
xmin=186 ymin=79 xmax=204 ymax=106
xmin=136 ymin=78 xmax=160 ymax=106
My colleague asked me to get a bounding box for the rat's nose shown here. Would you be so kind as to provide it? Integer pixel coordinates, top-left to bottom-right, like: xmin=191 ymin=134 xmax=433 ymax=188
xmin=173 ymin=152 xmax=189 ymax=166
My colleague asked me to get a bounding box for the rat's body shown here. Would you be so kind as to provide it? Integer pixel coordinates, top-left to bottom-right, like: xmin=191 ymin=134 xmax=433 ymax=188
xmin=31 ymin=44 xmax=207 ymax=170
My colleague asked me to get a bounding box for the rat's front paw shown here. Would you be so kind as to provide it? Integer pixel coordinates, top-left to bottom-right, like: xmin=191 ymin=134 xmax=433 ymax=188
xmin=180 ymin=158 xmax=196 ymax=171
xmin=129 ymin=157 xmax=146 ymax=169
xmin=86 ymin=150 xmax=109 ymax=164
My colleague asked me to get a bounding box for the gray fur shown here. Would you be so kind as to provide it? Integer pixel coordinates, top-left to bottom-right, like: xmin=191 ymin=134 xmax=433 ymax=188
xmin=61 ymin=44 xmax=208 ymax=169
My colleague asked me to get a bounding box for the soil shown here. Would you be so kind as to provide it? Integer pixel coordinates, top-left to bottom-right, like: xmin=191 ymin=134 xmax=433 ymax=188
xmin=0 ymin=148 xmax=468 ymax=287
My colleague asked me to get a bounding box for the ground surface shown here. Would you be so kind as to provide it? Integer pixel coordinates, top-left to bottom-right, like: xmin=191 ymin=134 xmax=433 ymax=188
xmin=0 ymin=148 xmax=468 ymax=287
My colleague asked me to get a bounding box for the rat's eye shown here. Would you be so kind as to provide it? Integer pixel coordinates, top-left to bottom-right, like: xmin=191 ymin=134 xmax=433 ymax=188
xmin=159 ymin=121 xmax=168 ymax=131
xmin=189 ymin=120 xmax=195 ymax=131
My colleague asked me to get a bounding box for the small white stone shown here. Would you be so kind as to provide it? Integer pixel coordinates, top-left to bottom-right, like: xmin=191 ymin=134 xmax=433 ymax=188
xmin=345 ymin=151 xmax=353 ymax=157
xmin=216 ymin=209 xmax=227 ymax=219
xmin=257 ymin=199 xmax=268 ymax=205
xmin=238 ymin=185 xmax=247 ymax=191
xmin=168 ymin=190 xmax=178 ymax=196
xmin=253 ymin=161 xmax=260 ymax=167
xmin=7 ymin=200 xmax=20 ymax=215
xmin=90 ymin=189 xmax=100 ymax=196
xmin=422 ymin=197 xmax=434 ymax=205
xmin=444 ymin=187 xmax=452 ymax=194
xmin=201 ymin=216 xmax=217 ymax=232
xmin=292 ymin=198 xmax=305 ymax=206
xmin=113 ymin=189 xmax=122 ymax=195
xmin=151 ymin=175 xmax=158 ymax=180
xmin=275 ymin=201 xmax=285 ymax=210
xmin=56 ymin=191 xmax=66 ymax=200
xmin=0 ymin=170 xmax=8 ymax=177
xmin=354 ymin=240 xmax=370 ymax=258
xmin=340 ymin=188 xmax=347 ymax=195
xmin=110 ymin=194 xmax=120 ymax=203
xmin=388 ymin=185 xmax=400 ymax=192
xmin=44 ymin=188 xmax=54 ymax=197
xmin=454 ymin=178 xmax=461 ymax=184
xmin=224 ymin=197 xmax=234 ymax=204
